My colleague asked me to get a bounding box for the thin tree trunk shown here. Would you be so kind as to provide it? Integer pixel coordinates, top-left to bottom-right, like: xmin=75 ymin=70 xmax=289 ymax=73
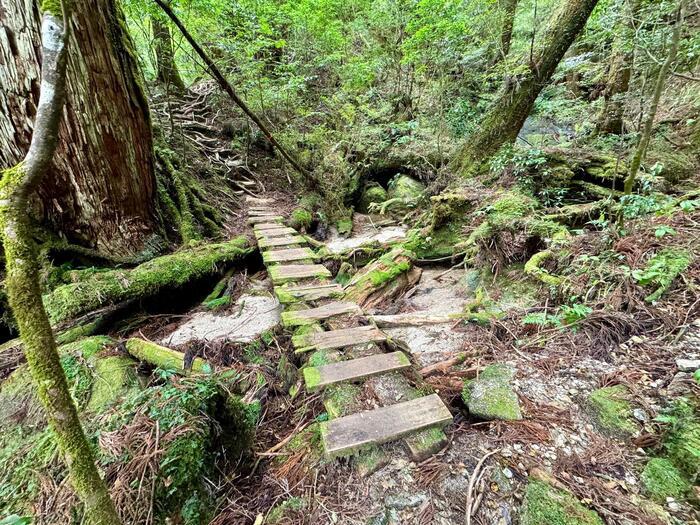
xmin=596 ymin=0 xmax=639 ymax=135
xmin=152 ymin=14 xmax=185 ymax=91
xmin=152 ymin=0 xmax=310 ymax=181
xmin=0 ymin=0 xmax=157 ymax=257
xmin=0 ymin=2 xmax=121 ymax=524
xmin=451 ymin=0 xmax=600 ymax=176
xmin=494 ymin=0 xmax=519 ymax=64
xmin=624 ymin=0 xmax=684 ymax=194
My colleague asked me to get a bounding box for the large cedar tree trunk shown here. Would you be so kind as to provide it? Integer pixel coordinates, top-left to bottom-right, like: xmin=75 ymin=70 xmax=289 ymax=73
xmin=0 ymin=0 xmax=157 ymax=256
xmin=452 ymin=0 xmax=600 ymax=176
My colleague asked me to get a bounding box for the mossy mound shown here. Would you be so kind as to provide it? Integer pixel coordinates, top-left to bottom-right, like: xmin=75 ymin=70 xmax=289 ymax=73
xmin=358 ymin=182 xmax=388 ymax=213
xmin=462 ymin=364 xmax=522 ymax=421
xmin=520 ymin=479 xmax=604 ymax=525
xmin=289 ymin=207 xmax=313 ymax=230
xmin=585 ymin=385 xmax=638 ymax=439
xmin=387 ymin=174 xmax=425 ymax=201
xmin=641 ymin=458 xmax=691 ymax=503
xmin=86 ymin=355 xmax=138 ymax=412
xmin=661 ymin=399 xmax=700 ymax=481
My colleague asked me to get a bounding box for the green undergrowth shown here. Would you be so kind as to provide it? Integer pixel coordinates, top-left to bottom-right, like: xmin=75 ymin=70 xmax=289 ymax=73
xmin=632 ymin=248 xmax=691 ymax=302
xmin=586 ymin=385 xmax=638 ymax=439
xmin=521 ymin=479 xmax=604 ymax=525
xmin=44 ymin=237 xmax=250 ymax=324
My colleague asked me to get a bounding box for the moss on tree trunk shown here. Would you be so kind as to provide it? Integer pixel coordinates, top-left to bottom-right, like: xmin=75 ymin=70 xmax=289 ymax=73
xmin=451 ymin=0 xmax=600 ymax=176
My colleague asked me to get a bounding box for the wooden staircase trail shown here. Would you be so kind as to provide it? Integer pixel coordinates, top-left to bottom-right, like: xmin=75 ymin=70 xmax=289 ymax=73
xmin=246 ymin=196 xmax=453 ymax=458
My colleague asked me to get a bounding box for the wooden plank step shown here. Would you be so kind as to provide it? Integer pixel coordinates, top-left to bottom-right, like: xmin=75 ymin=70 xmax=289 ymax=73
xmin=249 ymin=209 xmax=280 ymax=217
xmin=303 ymin=351 xmax=410 ymax=392
xmin=262 ymin=248 xmax=315 ymax=263
xmin=320 ymin=394 xmax=452 ymax=457
xmin=248 ymin=215 xmax=283 ymax=225
xmin=254 ymin=226 xmax=297 ymax=238
xmin=269 ymin=264 xmax=331 ymax=284
xmin=275 ymin=283 xmax=343 ymax=304
xmin=293 ymin=325 xmax=387 ymax=351
xmin=254 ymin=222 xmax=288 ymax=231
xmin=258 ymin=235 xmax=305 ymax=248
xmin=282 ymin=301 xmax=362 ymax=327
xmin=246 ymin=196 xmax=274 ymax=204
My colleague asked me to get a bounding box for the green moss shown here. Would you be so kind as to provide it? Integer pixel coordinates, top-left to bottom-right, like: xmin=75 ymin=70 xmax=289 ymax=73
xmin=44 ymin=237 xmax=250 ymax=324
xmin=303 ymin=367 xmax=323 ymax=391
xmin=641 ymin=458 xmax=691 ymax=502
xmin=337 ymin=218 xmax=353 ymax=235
xmin=55 ymin=318 xmax=103 ymax=345
xmin=202 ymin=295 xmax=230 ymax=310
xmin=404 ymin=223 xmax=465 ymax=260
xmin=58 ymin=335 xmax=114 ymax=359
xmin=524 ymin=250 xmax=563 ymax=286
xmin=324 ymin=383 xmax=362 ymax=418
xmin=368 ymin=259 xmax=410 ymax=286
xmin=41 ymin=0 xmax=65 ymax=15
xmin=358 ymin=183 xmax=388 ymax=213
xmin=521 ymin=479 xmax=604 ymax=525
xmin=586 ymin=385 xmax=637 ymax=438
xmin=86 ymin=356 xmax=137 ymax=412
xmin=125 ymin=338 xmax=212 ymax=375
xmin=290 ymin=207 xmax=313 ymax=230
xmin=661 ymin=400 xmax=700 ymax=480
xmin=404 ymin=426 xmax=447 ymax=461
xmin=462 ymin=364 xmax=521 ymax=421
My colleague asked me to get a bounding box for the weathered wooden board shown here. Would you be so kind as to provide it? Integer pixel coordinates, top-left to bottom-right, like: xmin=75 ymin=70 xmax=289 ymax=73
xmin=268 ymin=264 xmax=331 ymax=284
xmin=254 ymin=226 xmax=297 ymax=238
xmin=254 ymin=222 xmax=288 ymax=231
xmin=281 ymin=301 xmax=362 ymax=327
xmin=303 ymin=351 xmax=410 ymax=391
xmin=258 ymin=235 xmax=305 ymax=248
xmin=249 ymin=209 xmax=281 ymax=217
xmin=246 ymin=196 xmax=274 ymax=204
xmin=262 ymin=248 xmax=315 ymax=263
xmin=320 ymin=394 xmax=453 ymax=457
xmin=248 ymin=215 xmax=283 ymax=225
xmin=275 ymin=283 xmax=344 ymax=304
xmin=293 ymin=325 xmax=386 ymax=350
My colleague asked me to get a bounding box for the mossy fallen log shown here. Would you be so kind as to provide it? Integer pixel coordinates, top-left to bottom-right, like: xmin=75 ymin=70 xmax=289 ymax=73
xmin=125 ymin=338 xmax=212 ymax=375
xmin=43 ymin=237 xmax=251 ymax=325
xmin=343 ymin=247 xmax=421 ymax=308
xmin=524 ymin=250 xmax=563 ymax=286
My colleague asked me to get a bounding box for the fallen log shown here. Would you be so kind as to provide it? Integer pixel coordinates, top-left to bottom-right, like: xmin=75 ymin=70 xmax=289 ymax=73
xmin=343 ymin=248 xmax=421 ymax=309
xmin=419 ymin=353 xmax=480 ymax=377
xmin=43 ymin=237 xmax=251 ymax=325
xmin=125 ymin=338 xmax=212 ymax=375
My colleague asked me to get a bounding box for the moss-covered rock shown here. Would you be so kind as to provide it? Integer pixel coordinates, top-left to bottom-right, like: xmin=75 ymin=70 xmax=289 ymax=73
xmin=521 ymin=479 xmax=604 ymax=525
xmin=586 ymin=385 xmax=638 ymax=438
xmin=387 ymin=174 xmax=424 ymax=201
xmin=289 ymin=207 xmax=313 ymax=230
xmin=358 ymin=182 xmax=388 ymax=213
xmin=641 ymin=458 xmax=691 ymax=503
xmin=462 ymin=364 xmax=522 ymax=421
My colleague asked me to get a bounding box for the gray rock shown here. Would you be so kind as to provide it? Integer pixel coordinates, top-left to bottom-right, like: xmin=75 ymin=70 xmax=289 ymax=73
xmin=675 ymin=358 xmax=700 ymax=372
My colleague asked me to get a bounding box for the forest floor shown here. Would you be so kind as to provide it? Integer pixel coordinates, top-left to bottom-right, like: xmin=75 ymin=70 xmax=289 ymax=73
xmin=122 ymin=207 xmax=700 ymax=525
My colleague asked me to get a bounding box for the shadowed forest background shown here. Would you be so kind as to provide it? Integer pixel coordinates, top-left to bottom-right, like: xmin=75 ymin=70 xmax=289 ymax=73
xmin=0 ymin=0 xmax=699 ymax=523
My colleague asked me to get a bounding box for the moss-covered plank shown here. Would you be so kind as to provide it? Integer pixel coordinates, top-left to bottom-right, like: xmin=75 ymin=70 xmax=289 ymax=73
xmin=258 ymin=235 xmax=306 ymax=248
xmin=281 ymin=301 xmax=362 ymax=327
xmin=268 ymin=264 xmax=331 ymax=284
xmin=262 ymin=247 xmax=316 ymax=263
xmin=248 ymin=215 xmax=284 ymax=224
xmin=303 ymin=351 xmax=410 ymax=392
xmin=253 ymin=222 xmax=288 ymax=230
xmin=254 ymin=226 xmax=297 ymax=239
xmin=292 ymin=324 xmax=386 ymax=351
xmin=275 ymin=283 xmax=344 ymax=304
xmin=320 ymin=394 xmax=452 ymax=457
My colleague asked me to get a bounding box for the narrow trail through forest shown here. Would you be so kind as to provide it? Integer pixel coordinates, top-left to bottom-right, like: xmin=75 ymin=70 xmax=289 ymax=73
xmin=246 ymin=195 xmax=453 ymax=457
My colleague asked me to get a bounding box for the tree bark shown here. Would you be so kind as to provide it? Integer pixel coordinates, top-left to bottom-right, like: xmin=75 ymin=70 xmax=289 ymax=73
xmin=624 ymin=0 xmax=684 ymax=194
xmin=152 ymin=14 xmax=185 ymax=91
xmin=451 ymin=0 xmax=600 ymax=176
xmin=494 ymin=0 xmax=519 ymax=64
xmin=0 ymin=0 xmax=157 ymax=256
xmin=0 ymin=2 xmax=121 ymax=523
xmin=596 ymin=0 xmax=639 ymax=135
